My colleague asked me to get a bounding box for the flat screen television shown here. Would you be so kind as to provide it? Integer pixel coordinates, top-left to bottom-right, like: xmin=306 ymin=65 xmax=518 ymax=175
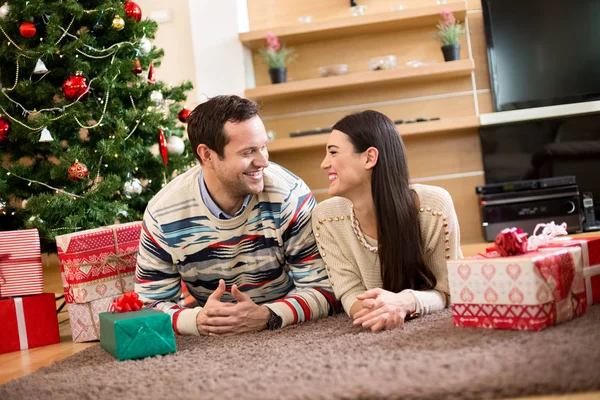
xmin=482 ymin=0 xmax=600 ymax=112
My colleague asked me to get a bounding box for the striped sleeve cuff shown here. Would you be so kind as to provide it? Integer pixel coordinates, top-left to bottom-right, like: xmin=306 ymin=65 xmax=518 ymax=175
xmin=174 ymin=307 xmax=202 ymax=336
xmin=264 ymin=301 xmax=296 ymax=328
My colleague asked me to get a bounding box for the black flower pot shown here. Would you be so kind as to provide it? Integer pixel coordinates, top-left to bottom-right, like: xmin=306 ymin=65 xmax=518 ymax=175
xmin=441 ymin=44 xmax=461 ymax=62
xmin=269 ymin=67 xmax=287 ymax=84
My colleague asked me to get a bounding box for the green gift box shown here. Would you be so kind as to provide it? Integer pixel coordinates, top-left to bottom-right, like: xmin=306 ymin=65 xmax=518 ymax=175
xmin=99 ymin=309 xmax=176 ymax=361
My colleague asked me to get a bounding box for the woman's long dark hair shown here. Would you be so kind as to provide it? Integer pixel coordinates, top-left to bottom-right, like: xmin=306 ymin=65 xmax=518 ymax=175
xmin=332 ymin=110 xmax=437 ymax=293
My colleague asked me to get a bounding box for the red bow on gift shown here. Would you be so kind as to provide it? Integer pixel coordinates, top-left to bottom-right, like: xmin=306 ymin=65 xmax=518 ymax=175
xmin=110 ymin=291 xmax=144 ymax=313
xmin=487 ymin=227 xmax=529 ymax=257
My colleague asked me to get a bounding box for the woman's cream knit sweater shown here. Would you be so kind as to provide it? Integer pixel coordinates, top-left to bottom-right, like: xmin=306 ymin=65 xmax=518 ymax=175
xmin=312 ymin=184 xmax=463 ymax=316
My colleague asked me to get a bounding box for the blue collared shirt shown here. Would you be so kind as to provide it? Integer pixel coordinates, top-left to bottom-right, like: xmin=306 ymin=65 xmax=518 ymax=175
xmin=198 ymin=169 xmax=252 ymax=219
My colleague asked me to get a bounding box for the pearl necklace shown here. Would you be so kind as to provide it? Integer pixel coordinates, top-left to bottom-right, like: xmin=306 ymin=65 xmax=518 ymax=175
xmin=350 ymin=206 xmax=378 ymax=253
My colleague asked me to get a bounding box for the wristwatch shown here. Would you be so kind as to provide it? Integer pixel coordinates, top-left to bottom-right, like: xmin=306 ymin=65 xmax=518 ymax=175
xmin=265 ymin=308 xmax=283 ymax=330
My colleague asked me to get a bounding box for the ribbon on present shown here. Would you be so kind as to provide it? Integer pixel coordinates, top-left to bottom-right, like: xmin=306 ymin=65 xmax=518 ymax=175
xmin=527 ymin=222 xmax=568 ymax=251
xmin=61 ymin=229 xmax=137 ymax=298
xmin=13 ymin=297 xmax=29 ymax=350
xmin=484 ymin=222 xmax=569 ymax=258
xmin=110 ymin=291 xmax=144 ymax=313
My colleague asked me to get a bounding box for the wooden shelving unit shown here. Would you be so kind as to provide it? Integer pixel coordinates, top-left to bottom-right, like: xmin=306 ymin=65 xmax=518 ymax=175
xmin=267 ymin=115 xmax=480 ymax=154
xmin=239 ymin=2 xmax=467 ymax=49
xmin=246 ymin=59 xmax=475 ymax=101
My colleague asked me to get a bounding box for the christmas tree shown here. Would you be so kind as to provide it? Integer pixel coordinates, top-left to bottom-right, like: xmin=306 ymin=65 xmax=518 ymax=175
xmin=0 ymin=0 xmax=195 ymax=249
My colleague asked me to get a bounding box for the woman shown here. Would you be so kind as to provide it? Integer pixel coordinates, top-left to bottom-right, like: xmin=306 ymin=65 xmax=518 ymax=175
xmin=312 ymin=110 xmax=462 ymax=332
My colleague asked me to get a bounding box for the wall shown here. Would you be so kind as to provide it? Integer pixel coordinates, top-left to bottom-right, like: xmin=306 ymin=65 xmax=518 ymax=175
xmin=140 ymin=0 xmax=246 ymax=107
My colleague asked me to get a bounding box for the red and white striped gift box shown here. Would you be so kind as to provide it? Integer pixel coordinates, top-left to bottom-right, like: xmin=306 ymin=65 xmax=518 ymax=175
xmin=0 ymin=229 xmax=44 ymax=298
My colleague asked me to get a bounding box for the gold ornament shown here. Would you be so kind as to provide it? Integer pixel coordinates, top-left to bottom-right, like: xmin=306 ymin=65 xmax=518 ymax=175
xmin=112 ymin=16 xmax=125 ymax=30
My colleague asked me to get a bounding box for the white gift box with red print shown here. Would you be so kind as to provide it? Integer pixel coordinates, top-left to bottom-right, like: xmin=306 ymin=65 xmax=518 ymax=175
xmin=67 ymin=295 xmax=120 ymax=342
xmin=540 ymin=236 xmax=600 ymax=306
xmin=55 ymin=222 xmax=142 ymax=304
xmin=447 ymin=247 xmax=586 ymax=330
xmin=0 ymin=229 xmax=43 ymax=298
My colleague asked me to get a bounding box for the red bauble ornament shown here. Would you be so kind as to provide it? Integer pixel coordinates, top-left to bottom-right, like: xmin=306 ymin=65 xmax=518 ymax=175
xmin=124 ymin=1 xmax=142 ymax=23
xmin=0 ymin=117 xmax=10 ymax=142
xmin=62 ymin=73 xmax=89 ymax=101
xmin=19 ymin=21 xmax=36 ymax=38
xmin=178 ymin=108 xmax=191 ymax=123
xmin=132 ymin=58 xmax=143 ymax=74
xmin=159 ymin=129 xmax=168 ymax=167
xmin=68 ymin=161 xmax=89 ymax=181
xmin=147 ymin=62 xmax=155 ymax=84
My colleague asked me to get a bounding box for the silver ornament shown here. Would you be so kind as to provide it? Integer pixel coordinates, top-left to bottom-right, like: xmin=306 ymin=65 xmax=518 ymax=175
xmin=39 ymin=127 xmax=54 ymax=142
xmin=150 ymin=90 xmax=164 ymax=106
xmin=167 ymin=136 xmax=185 ymax=155
xmin=139 ymin=37 xmax=152 ymax=55
xmin=123 ymin=178 xmax=143 ymax=198
xmin=0 ymin=4 xmax=9 ymax=19
xmin=33 ymin=58 xmax=48 ymax=74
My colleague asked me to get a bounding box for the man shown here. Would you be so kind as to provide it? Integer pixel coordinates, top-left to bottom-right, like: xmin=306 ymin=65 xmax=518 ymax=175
xmin=135 ymin=95 xmax=338 ymax=336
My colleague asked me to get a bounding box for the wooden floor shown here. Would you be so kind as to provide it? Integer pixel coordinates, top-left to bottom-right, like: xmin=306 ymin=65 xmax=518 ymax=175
xmin=2 ymin=238 xmax=600 ymax=400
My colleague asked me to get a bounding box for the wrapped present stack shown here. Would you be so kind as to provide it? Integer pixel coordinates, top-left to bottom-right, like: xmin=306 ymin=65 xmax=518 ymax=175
xmin=448 ymin=224 xmax=590 ymax=331
xmin=0 ymin=229 xmax=60 ymax=354
xmin=100 ymin=292 xmax=176 ymax=361
xmin=55 ymin=221 xmax=142 ymax=342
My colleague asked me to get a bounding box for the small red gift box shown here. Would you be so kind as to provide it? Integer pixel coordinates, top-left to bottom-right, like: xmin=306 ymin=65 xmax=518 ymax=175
xmin=55 ymin=222 xmax=142 ymax=304
xmin=0 ymin=229 xmax=43 ymax=298
xmin=447 ymin=247 xmax=586 ymax=330
xmin=0 ymin=293 xmax=60 ymax=354
xmin=540 ymin=236 xmax=600 ymax=305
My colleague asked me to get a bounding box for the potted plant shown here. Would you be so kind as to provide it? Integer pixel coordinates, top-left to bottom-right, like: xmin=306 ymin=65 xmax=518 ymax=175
xmin=258 ymin=32 xmax=297 ymax=84
xmin=436 ymin=9 xmax=466 ymax=62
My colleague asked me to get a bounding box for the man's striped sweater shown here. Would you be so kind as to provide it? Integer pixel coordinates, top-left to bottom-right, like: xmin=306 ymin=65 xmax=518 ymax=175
xmin=135 ymin=162 xmax=338 ymax=335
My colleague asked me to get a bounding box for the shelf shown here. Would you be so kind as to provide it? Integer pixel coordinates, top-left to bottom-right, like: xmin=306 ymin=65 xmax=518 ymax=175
xmin=267 ymin=115 xmax=480 ymax=154
xmin=479 ymin=100 xmax=600 ymax=126
xmin=239 ymin=2 xmax=467 ymax=49
xmin=246 ymin=59 xmax=475 ymax=101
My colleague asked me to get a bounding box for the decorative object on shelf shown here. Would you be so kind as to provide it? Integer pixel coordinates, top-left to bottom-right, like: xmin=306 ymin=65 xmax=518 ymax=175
xmin=132 ymin=58 xmax=143 ymax=74
xmin=167 ymin=135 xmax=185 ymax=155
xmin=258 ymin=32 xmax=296 ymax=84
xmin=124 ymin=1 xmax=142 ymax=22
xmin=368 ymin=55 xmax=397 ymax=71
xmin=19 ymin=21 xmax=36 ymax=38
xmin=177 ymin=108 xmax=191 ymax=123
xmin=267 ymin=130 xmax=276 ymax=141
xmin=290 ymin=127 xmax=332 ymax=138
xmin=62 ymin=72 xmax=89 ymax=100
xmin=350 ymin=5 xmax=367 ymax=16
xmin=39 ymin=127 xmax=54 ymax=142
xmin=112 ymin=15 xmax=125 ymax=30
xmin=436 ymin=9 xmax=465 ymax=62
xmin=0 ymin=116 xmax=10 ymax=141
xmin=405 ymin=60 xmax=425 ymax=68
xmin=297 ymin=15 xmax=313 ymax=24
xmin=350 ymin=0 xmax=357 ymax=6
xmin=68 ymin=161 xmax=89 ymax=182
xmin=318 ymin=64 xmax=349 ymax=77
xmin=33 ymin=59 xmax=48 ymax=74
xmin=391 ymin=5 xmax=405 ymax=11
